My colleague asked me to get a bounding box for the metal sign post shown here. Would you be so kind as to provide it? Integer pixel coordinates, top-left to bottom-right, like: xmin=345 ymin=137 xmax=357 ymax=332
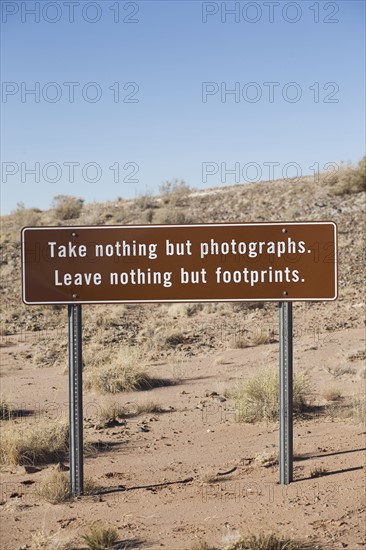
xmin=279 ymin=301 xmax=293 ymax=485
xmin=68 ymin=304 xmax=84 ymax=496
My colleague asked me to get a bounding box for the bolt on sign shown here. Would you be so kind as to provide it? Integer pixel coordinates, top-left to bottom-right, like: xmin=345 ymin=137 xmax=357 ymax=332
xmin=21 ymin=222 xmax=337 ymax=305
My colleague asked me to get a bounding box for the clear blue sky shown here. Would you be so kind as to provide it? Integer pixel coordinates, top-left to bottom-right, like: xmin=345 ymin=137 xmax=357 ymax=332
xmin=1 ymin=0 xmax=365 ymax=214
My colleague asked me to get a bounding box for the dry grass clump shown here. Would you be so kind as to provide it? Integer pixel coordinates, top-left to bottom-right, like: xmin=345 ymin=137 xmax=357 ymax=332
xmin=164 ymin=330 xmax=186 ymax=348
xmin=38 ymin=470 xmax=71 ymax=503
xmin=153 ymin=206 xmax=191 ymax=225
xmin=251 ymin=331 xmax=272 ymax=346
xmin=254 ymin=450 xmax=278 ymax=468
xmin=0 ymin=396 xmax=11 ymax=419
xmin=135 ymin=400 xmax=164 ymax=415
xmin=82 ymin=522 xmax=118 ymax=550
xmin=12 ymin=202 xmax=41 ymax=229
xmin=0 ymin=419 xmax=68 ymax=465
xmin=145 ymin=326 xmax=186 ymax=350
xmin=84 ymin=304 xmax=127 ymax=330
xmin=97 ymin=400 xmax=164 ymax=426
xmin=200 ymin=469 xmax=219 ymax=484
xmin=230 ymin=335 xmax=250 ymax=349
xmin=51 ymin=194 xmax=84 ymax=220
xmin=166 ymin=303 xmax=203 ymax=318
xmin=84 ymin=345 xmax=153 ymax=394
xmin=135 ymin=192 xmax=156 ymax=211
xmin=38 ymin=470 xmax=98 ymax=503
xmin=224 ymin=532 xmax=311 ymax=550
xmin=97 ymin=403 xmax=127 ymax=427
xmin=325 ymin=156 xmax=365 ymax=196
xmin=32 ymin=340 xmax=66 ymax=368
xmin=31 ymin=528 xmax=74 ymax=550
xmin=231 ymin=370 xmax=312 ymax=423
xmin=326 ymin=396 xmax=365 ymax=424
xmin=159 ymin=178 xmax=190 ymax=206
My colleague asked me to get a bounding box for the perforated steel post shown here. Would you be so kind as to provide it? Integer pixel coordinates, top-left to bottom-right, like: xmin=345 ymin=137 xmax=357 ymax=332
xmin=68 ymin=304 xmax=84 ymax=496
xmin=279 ymin=301 xmax=293 ymax=485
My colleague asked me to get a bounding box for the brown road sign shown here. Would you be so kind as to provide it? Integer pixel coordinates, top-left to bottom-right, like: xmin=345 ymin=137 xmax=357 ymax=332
xmin=21 ymin=222 xmax=337 ymax=305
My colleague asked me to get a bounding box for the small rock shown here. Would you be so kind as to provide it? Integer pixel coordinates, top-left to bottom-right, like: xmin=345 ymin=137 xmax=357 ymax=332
xmin=137 ymin=426 xmax=149 ymax=433
xmin=24 ymin=466 xmax=41 ymax=474
xmin=216 ymin=396 xmax=226 ymax=402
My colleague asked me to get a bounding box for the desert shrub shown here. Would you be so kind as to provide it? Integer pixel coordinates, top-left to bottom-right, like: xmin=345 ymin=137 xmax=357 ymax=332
xmin=325 ymin=157 xmax=365 ymax=196
xmin=97 ymin=403 xmax=128 ymax=427
xmin=149 ymin=327 xmax=186 ymax=350
xmin=82 ymin=522 xmax=118 ymax=550
xmin=97 ymin=400 xmax=164 ymax=427
xmin=225 ymin=532 xmax=311 ymax=550
xmin=84 ymin=345 xmax=152 ymax=393
xmin=52 ymin=195 xmax=84 ymax=220
xmin=254 ymin=450 xmax=278 ymax=468
xmin=164 ymin=331 xmax=185 ymax=347
xmin=12 ymin=202 xmax=41 ymax=229
xmin=166 ymin=303 xmax=203 ymax=317
xmin=31 ymin=529 xmax=74 ymax=550
xmin=0 ymin=420 xmax=69 ymax=465
xmin=231 ymin=369 xmax=312 ymax=423
xmin=230 ymin=335 xmax=249 ymax=349
xmin=135 ymin=400 xmax=164 ymax=415
xmin=153 ymin=206 xmax=190 ymax=225
xmin=39 ymin=470 xmax=97 ymax=503
xmin=135 ymin=192 xmax=156 ymax=210
xmin=38 ymin=470 xmax=71 ymax=503
xmin=159 ymin=178 xmax=190 ymax=205
xmin=326 ymin=396 xmax=365 ymax=423
xmin=32 ymin=340 xmax=66 ymax=368
xmin=251 ymin=331 xmax=272 ymax=346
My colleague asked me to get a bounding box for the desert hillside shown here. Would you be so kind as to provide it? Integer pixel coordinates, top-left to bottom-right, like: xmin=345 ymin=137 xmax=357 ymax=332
xmin=0 ymin=161 xmax=365 ymax=550
xmin=1 ymin=161 xmax=365 ymax=341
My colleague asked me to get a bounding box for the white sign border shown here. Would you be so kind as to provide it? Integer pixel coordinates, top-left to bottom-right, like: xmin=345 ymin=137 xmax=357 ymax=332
xmin=21 ymin=221 xmax=338 ymax=305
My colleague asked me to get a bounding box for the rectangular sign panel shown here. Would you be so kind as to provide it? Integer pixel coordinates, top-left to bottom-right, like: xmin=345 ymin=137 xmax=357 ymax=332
xmin=21 ymin=222 xmax=337 ymax=304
